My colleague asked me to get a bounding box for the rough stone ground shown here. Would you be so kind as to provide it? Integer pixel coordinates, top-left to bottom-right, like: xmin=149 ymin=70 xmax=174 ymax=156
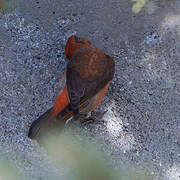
xmin=0 ymin=0 xmax=179 ymax=179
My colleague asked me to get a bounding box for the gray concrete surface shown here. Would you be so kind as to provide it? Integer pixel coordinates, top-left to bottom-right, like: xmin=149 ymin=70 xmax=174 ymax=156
xmin=0 ymin=0 xmax=179 ymax=179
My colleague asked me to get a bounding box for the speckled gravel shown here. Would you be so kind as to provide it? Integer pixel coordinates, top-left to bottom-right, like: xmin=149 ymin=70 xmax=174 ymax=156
xmin=0 ymin=0 xmax=180 ymax=180
xmin=0 ymin=11 xmax=70 ymax=179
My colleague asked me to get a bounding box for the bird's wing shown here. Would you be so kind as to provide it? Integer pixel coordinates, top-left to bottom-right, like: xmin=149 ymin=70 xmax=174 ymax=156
xmin=66 ymin=46 xmax=115 ymax=116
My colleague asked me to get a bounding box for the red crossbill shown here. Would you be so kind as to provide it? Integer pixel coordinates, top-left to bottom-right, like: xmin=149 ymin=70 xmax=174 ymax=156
xmin=28 ymin=35 xmax=115 ymax=140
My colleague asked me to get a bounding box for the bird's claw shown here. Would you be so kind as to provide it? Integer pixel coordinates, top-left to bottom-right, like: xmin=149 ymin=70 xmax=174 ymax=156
xmin=80 ymin=116 xmax=97 ymax=125
xmin=73 ymin=113 xmax=87 ymax=123
xmin=66 ymin=113 xmax=86 ymax=127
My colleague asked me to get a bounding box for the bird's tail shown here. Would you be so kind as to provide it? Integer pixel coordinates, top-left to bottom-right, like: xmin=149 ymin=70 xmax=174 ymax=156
xmin=28 ymin=94 xmax=89 ymax=141
xmin=28 ymin=107 xmax=54 ymax=140
xmin=28 ymin=82 xmax=110 ymax=141
xmin=28 ymin=98 xmax=90 ymax=141
xmin=28 ymin=85 xmax=69 ymax=141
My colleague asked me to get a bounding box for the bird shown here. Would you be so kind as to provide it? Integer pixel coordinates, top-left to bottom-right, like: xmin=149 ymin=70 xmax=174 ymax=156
xmin=28 ymin=35 xmax=115 ymax=141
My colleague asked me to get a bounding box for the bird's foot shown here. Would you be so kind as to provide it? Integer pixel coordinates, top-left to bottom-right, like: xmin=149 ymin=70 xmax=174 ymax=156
xmin=72 ymin=113 xmax=95 ymax=126
xmin=73 ymin=113 xmax=86 ymax=121
xmin=71 ymin=110 xmax=108 ymax=126
xmin=81 ymin=110 xmax=108 ymax=126
xmin=81 ymin=116 xmax=96 ymax=126
xmin=68 ymin=113 xmax=86 ymax=127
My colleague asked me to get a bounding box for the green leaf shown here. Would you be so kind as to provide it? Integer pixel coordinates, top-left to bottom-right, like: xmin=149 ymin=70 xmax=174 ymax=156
xmin=132 ymin=0 xmax=149 ymax=13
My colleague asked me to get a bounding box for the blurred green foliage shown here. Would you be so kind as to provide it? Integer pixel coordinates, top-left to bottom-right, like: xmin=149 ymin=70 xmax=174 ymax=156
xmin=0 ymin=0 xmax=18 ymax=14
xmin=0 ymin=0 xmax=2 ymax=13
xmin=41 ymin=131 xmax=153 ymax=180
xmin=0 ymin=0 xmax=151 ymax=15
xmin=0 ymin=159 xmax=21 ymax=180
xmin=132 ymin=0 xmax=149 ymax=13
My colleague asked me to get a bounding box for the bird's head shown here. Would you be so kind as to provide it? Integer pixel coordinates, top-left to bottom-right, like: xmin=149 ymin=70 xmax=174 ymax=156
xmin=65 ymin=35 xmax=92 ymax=60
